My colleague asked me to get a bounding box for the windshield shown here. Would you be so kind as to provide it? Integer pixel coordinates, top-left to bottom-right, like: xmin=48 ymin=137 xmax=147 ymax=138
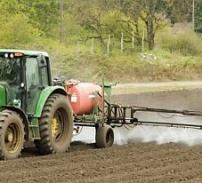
xmin=0 ymin=57 xmax=21 ymax=85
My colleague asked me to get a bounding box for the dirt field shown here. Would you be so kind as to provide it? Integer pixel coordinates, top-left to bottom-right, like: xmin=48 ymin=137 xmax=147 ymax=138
xmin=1 ymin=86 xmax=202 ymax=183
xmin=1 ymin=142 xmax=202 ymax=183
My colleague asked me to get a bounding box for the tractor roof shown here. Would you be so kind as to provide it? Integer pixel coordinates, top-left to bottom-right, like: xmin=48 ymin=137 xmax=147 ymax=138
xmin=0 ymin=49 xmax=49 ymax=57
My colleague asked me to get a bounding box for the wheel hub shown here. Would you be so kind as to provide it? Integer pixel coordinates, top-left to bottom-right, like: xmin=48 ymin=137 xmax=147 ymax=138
xmin=7 ymin=132 xmax=14 ymax=142
xmin=5 ymin=124 xmax=21 ymax=153
xmin=51 ymin=118 xmax=59 ymax=138
xmin=51 ymin=111 xmax=64 ymax=143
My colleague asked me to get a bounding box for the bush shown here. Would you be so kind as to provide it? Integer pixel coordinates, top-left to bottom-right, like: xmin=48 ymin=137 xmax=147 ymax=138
xmin=0 ymin=14 xmax=41 ymax=48
xmin=157 ymin=27 xmax=202 ymax=56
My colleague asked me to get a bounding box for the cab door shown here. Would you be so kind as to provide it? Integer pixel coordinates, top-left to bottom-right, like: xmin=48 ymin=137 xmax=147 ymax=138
xmin=25 ymin=57 xmax=42 ymax=115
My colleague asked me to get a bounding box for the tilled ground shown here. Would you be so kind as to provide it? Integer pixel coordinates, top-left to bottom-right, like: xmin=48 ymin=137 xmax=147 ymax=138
xmin=1 ymin=88 xmax=202 ymax=183
xmin=1 ymin=143 xmax=202 ymax=183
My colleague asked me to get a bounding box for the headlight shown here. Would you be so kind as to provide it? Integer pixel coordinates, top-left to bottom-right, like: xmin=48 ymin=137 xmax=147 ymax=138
xmin=10 ymin=53 xmax=14 ymax=58
xmin=4 ymin=53 xmax=8 ymax=58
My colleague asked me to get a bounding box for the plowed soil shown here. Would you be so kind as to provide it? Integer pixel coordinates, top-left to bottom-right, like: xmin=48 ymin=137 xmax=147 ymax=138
xmin=1 ymin=87 xmax=202 ymax=183
xmin=1 ymin=143 xmax=202 ymax=183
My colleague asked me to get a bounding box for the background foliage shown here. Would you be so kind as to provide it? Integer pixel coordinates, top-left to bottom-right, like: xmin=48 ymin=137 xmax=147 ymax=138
xmin=0 ymin=0 xmax=202 ymax=82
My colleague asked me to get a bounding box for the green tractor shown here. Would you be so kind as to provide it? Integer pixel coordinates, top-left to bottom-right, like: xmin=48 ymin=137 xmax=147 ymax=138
xmin=0 ymin=49 xmax=73 ymax=160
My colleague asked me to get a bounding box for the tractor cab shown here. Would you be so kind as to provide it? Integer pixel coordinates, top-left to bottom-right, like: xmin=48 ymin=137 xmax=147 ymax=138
xmin=0 ymin=49 xmax=52 ymax=114
xmin=0 ymin=49 xmax=73 ymax=160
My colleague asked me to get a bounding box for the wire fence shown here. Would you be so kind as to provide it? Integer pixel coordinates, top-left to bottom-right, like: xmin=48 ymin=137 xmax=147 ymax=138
xmin=74 ymin=31 xmax=146 ymax=56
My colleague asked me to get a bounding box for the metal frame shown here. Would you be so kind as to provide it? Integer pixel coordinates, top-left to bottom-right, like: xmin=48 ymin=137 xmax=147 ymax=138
xmin=106 ymin=103 xmax=202 ymax=130
xmin=73 ymin=82 xmax=202 ymax=132
xmin=74 ymin=93 xmax=202 ymax=131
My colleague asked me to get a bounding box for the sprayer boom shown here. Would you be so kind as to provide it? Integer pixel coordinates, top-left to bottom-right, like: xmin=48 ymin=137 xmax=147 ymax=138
xmin=134 ymin=121 xmax=202 ymax=130
xmin=106 ymin=103 xmax=202 ymax=130
xmin=131 ymin=106 xmax=202 ymax=116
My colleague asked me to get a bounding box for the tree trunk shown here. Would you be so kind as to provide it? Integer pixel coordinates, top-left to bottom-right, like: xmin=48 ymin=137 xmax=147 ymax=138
xmin=146 ymin=15 xmax=155 ymax=50
xmin=145 ymin=0 xmax=156 ymax=50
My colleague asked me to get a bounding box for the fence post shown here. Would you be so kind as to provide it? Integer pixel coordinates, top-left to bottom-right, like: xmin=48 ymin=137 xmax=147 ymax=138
xmin=132 ymin=31 xmax=135 ymax=49
xmin=91 ymin=38 xmax=94 ymax=54
xmin=121 ymin=32 xmax=124 ymax=54
xmin=142 ymin=30 xmax=145 ymax=52
xmin=76 ymin=41 xmax=80 ymax=55
xmin=107 ymin=35 xmax=111 ymax=55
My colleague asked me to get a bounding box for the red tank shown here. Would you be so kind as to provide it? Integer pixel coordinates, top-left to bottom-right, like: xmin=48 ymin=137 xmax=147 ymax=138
xmin=64 ymin=80 xmax=102 ymax=115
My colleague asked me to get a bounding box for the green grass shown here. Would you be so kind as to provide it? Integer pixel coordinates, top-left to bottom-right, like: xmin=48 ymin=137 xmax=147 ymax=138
xmin=48 ymin=46 xmax=202 ymax=82
xmin=48 ymin=48 xmax=202 ymax=83
xmin=2 ymin=25 xmax=202 ymax=83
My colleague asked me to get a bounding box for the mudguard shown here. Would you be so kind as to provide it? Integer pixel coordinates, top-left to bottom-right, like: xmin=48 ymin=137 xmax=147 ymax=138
xmin=34 ymin=86 xmax=67 ymax=117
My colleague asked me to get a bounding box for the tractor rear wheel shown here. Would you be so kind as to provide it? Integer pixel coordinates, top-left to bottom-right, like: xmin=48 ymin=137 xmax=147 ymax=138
xmin=0 ymin=110 xmax=24 ymax=160
xmin=35 ymin=94 xmax=73 ymax=155
xmin=96 ymin=124 xmax=114 ymax=148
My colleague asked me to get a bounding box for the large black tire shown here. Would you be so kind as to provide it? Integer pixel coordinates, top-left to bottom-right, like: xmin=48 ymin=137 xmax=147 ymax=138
xmin=96 ymin=125 xmax=114 ymax=148
xmin=0 ymin=110 xmax=24 ymax=160
xmin=35 ymin=94 xmax=73 ymax=155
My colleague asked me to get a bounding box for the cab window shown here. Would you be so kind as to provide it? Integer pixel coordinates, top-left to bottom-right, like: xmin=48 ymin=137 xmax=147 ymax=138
xmin=39 ymin=58 xmax=49 ymax=86
xmin=26 ymin=58 xmax=40 ymax=90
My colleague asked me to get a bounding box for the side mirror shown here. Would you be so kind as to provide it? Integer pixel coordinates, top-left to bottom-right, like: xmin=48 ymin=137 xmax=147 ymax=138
xmin=37 ymin=55 xmax=47 ymax=67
